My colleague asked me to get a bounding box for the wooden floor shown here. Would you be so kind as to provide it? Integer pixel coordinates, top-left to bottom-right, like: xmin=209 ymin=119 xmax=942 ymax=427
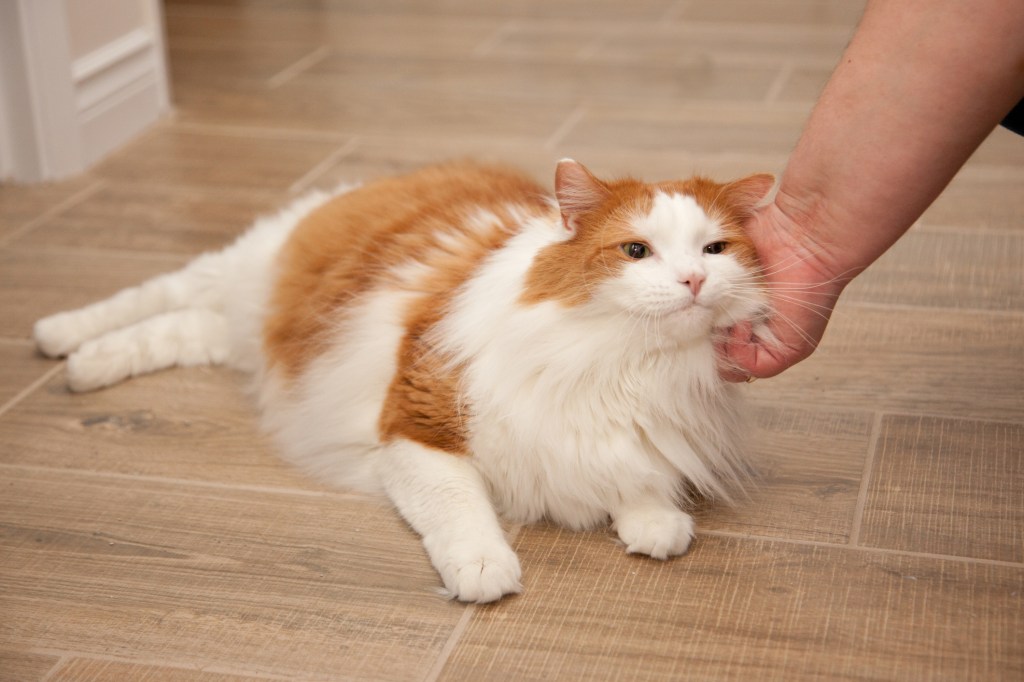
xmin=2 ymin=1 xmax=1022 ymax=679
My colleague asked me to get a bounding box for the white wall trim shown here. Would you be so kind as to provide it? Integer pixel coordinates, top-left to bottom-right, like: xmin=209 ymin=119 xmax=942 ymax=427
xmin=0 ymin=0 xmax=169 ymax=183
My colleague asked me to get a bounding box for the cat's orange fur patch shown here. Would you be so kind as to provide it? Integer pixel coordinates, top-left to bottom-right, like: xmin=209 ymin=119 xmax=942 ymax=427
xmin=264 ymin=161 xmax=551 ymax=454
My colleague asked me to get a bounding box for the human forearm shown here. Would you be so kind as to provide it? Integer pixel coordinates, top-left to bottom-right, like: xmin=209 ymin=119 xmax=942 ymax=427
xmin=776 ymin=0 xmax=1024 ymax=282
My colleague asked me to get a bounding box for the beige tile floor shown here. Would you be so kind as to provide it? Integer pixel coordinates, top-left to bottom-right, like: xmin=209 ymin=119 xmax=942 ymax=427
xmin=2 ymin=1 xmax=1022 ymax=680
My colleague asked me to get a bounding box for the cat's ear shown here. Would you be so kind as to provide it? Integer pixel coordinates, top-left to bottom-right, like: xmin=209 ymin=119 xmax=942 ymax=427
xmin=722 ymin=173 xmax=775 ymax=217
xmin=555 ymin=159 xmax=609 ymax=234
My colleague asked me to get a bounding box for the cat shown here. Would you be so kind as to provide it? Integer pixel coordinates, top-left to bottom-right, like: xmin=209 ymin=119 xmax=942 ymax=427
xmin=34 ymin=159 xmax=775 ymax=603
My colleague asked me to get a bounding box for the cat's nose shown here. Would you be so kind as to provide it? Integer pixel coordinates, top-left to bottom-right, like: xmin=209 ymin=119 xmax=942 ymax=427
xmin=680 ymin=273 xmax=704 ymax=297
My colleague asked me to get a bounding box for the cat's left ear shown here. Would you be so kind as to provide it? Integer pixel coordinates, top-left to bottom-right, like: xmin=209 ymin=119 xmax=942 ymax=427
xmin=723 ymin=173 xmax=775 ymax=217
xmin=555 ymin=159 xmax=609 ymax=235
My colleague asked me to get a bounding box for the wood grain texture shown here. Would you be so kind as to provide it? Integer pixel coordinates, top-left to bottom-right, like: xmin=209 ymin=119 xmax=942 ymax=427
xmin=749 ymin=305 xmax=1024 ymax=421
xmin=561 ymin=103 xmax=807 ymax=157
xmin=860 ymin=415 xmax=1024 ymax=563
xmin=0 ymin=249 xmax=185 ymax=339
xmin=0 ymin=651 xmax=61 ymax=682
xmin=844 ymin=229 xmax=1024 ymax=310
xmin=0 ymin=0 xmax=1020 ymax=679
xmin=92 ymin=126 xmax=342 ymax=192
xmin=0 ymin=343 xmax=56 ymax=407
xmin=13 ymin=183 xmax=284 ymax=255
xmin=438 ymin=528 xmax=1023 ymax=681
xmin=696 ymin=406 xmax=874 ymax=543
xmin=48 ymin=659 xmax=271 ymax=681
xmin=0 ymin=368 xmax=316 ymax=490
xmin=0 ymin=176 xmax=98 ymax=242
xmin=0 ymin=467 xmax=462 ymax=681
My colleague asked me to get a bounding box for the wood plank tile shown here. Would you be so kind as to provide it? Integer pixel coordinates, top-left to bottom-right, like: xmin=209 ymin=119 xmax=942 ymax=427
xmin=302 ymin=137 xmax=785 ymax=198
xmin=320 ymin=53 xmax=779 ymax=105
xmin=166 ymin=9 xmax=501 ymax=59
xmin=587 ymin=23 xmax=854 ymax=67
xmin=0 ymin=177 xmax=99 ymax=242
xmin=439 ymin=529 xmax=1023 ymax=681
xmin=860 ymin=415 xmax=1024 ymax=563
xmin=921 ymin=175 xmax=1024 ymax=231
xmin=166 ymin=0 xmax=678 ymax=22
xmin=748 ymin=305 xmax=1024 ymax=421
xmin=91 ymin=126 xmax=342 ymax=192
xmin=0 ymin=367 xmax=316 ymax=490
xmin=968 ymin=126 xmax=1024 ymax=168
xmin=168 ymin=42 xmax=330 ymax=90
xmin=0 ymin=343 xmax=57 ymax=407
xmin=843 ymin=228 xmax=1024 ymax=311
xmin=541 ymin=146 xmax=788 ymax=183
xmin=678 ymin=0 xmax=867 ymax=27
xmin=12 ymin=184 xmax=282 ymax=255
xmin=174 ymin=79 xmax=579 ymax=143
xmin=775 ymin=64 xmax=832 ymax=102
xmin=561 ymin=104 xmax=807 ymax=156
xmin=46 ymin=659 xmax=283 ymax=681
xmin=299 ymin=135 xmax=556 ymax=192
xmin=0 ymin=249 xmax=185 ymax=339
xmin=696 ymin=406 xmax=873 ymax=543
xmin=0 ymin=651 xmax=61 ymax=682
xmin=0 ymin=467 xmax=462 ymax=681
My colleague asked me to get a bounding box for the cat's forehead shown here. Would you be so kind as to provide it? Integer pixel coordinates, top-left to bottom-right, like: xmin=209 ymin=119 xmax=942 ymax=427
xmin=631 ymin=191 xmax=718 ymax=241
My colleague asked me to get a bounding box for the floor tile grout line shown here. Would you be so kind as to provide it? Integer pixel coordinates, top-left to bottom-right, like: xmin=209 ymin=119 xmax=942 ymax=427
xmin=267 ymin=45 xmax=332 ymax=89
xmin=0 ymin=462 xmax=372 ymax=502
xmin=471 ymin=20 xmax=518 ymax=58
xmin=0 ymin=363 xmax=65 ymax=421
xmin=848 ymin=411 xmax=884 ymax=547
xmin=38 ymin=653 xmax=71 ymax=682
xmin=418 ymin=523 xmax=524 ymax=682
xmin=763 ymin=59 xmax=795 ymax=104
xmin=544 ymin=102 xmax=588 ymax=151
xmin=420 ymin=604 xmax=478 ymax=682
xmin=0 ymin=181 xmax=106 ymax=250
xmin=700 ymin=529 xmax=1024 ymax=569
xmin=288 ymin=136 xmax=362 ymax=195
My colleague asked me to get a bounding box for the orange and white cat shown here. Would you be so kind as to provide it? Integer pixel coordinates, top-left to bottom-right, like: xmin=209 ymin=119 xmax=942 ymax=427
xmin=34 ymin=159 xmax=774 ymax=602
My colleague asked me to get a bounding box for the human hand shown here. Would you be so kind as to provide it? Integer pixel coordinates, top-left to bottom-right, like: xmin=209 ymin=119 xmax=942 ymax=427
xmin=719 ymin=202 xmax=848 ymax=382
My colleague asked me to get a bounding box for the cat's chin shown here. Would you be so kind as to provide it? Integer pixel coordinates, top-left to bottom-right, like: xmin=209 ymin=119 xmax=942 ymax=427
xmin=658 ymin=305 xmax=716 ymax=341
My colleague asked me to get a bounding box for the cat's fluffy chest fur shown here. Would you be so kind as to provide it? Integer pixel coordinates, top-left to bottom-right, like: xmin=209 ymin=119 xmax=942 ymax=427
xmin=34 ymin=159 xmax=774 ymax=603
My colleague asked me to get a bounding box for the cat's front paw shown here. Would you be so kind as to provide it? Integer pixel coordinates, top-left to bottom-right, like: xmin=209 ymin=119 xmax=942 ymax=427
xmin=428 ymin=538 xmax=523 ymax=603
xmin=614 ymin=507 xmax=695 ymax=560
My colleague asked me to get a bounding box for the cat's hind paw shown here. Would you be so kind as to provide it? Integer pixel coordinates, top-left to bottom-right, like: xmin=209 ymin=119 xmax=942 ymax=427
xmin=34 ymin=312 xmax=88 ymax=358
xmin=614 ymin=507 xmax=695 ymax=560
xmin=432 ymin=540 xmax=523 ymax=603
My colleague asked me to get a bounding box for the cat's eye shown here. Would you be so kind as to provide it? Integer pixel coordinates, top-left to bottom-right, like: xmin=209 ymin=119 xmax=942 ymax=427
xmin=703 ymin=241 xmax=728 ymax=255
xmin=622 ymin=242 xmax=652 ymax=259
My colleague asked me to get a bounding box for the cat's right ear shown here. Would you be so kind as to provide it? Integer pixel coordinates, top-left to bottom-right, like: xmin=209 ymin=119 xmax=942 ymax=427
xmin=555 ymin=159 xmax=609 ymax=235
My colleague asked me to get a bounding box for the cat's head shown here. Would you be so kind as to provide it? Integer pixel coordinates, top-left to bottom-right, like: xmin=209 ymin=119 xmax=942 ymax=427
xmin=523 ymin=159 xmax=774 ymax=342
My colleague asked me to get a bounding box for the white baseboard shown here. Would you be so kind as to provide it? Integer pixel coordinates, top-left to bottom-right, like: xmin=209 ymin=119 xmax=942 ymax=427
xmin=0 ymin=0 xmax=169 ymax=183
xmin=73 ymin=26 xmax=167 ymax=169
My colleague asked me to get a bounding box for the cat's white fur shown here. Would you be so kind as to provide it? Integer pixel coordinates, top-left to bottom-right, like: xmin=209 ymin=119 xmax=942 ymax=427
xmin=34 ymin=164 xmax=767 ymax=603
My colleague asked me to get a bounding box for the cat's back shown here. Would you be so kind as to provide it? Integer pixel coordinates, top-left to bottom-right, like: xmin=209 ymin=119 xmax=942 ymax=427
xmin=264 ymin=161 xmax=552 ymax=378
